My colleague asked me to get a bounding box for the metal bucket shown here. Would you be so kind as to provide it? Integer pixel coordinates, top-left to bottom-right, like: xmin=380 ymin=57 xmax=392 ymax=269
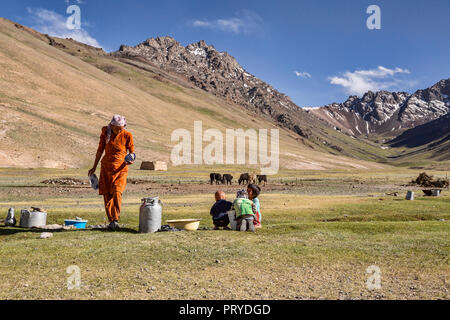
xmin=20 ymin=210 xmax=47 ymax=228
xmin=139 ymin=197 xmax=162 ymax=233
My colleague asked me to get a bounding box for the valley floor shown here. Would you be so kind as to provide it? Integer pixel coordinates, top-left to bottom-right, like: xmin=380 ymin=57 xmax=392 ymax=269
xmin=0 ymin=167 xmax=449 ymax=299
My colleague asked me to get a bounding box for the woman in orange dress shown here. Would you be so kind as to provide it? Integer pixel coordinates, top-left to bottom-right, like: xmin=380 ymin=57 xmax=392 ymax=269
xmin=88 ymin=115 xmax=135 ymax=230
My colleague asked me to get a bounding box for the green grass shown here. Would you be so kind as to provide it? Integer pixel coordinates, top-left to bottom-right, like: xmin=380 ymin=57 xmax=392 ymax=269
xmin=0 ymin=168 xmax=448 ymax=300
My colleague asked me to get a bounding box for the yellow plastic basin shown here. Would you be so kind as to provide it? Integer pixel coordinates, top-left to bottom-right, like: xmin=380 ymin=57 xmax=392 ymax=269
xmin=166 ymin=219 xmax=201 ymax=231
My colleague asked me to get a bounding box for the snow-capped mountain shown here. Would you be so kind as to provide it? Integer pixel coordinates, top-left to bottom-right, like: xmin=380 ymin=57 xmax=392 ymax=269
xmin=309 ymin=79 xmax=450 ymax=137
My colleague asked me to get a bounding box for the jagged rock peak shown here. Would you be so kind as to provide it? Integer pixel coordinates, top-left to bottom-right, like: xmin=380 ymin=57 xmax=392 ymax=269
xmin=113 ymin=35 xmax=313 ymax=141
xmin=310 ymin=78 xmax=450 ymax=136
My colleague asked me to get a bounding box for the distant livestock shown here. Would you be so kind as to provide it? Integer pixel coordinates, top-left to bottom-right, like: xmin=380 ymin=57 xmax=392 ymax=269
xmin=238 ymin=173 xmax=250 ymax=185
xmin=257 ymin=175 xmax=267 ymax=185
xmin=209 ymin=172 xmax=265 ymax=186
xmin=223 ymin=174 xmax=233 ymax=185
xmin=210 ymin=173 xmax=223 ymax=185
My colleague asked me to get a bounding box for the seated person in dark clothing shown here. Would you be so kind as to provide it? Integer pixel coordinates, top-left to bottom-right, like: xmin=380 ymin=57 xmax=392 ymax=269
xmin=210 ymin=191 xmax=232 ymax=230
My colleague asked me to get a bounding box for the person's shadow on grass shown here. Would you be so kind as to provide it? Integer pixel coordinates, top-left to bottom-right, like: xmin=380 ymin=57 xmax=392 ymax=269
xmin=0 ymin=227 xmax=44 ymax=236
xmin=88 ymin=227 xmax=138 ymax=234
xmin=0 ymin=226 xmax=139 ymax=235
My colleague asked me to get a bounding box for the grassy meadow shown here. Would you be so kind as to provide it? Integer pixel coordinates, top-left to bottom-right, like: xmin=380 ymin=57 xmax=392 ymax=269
xmin=0 ymin=166 xmax=448 ymax=299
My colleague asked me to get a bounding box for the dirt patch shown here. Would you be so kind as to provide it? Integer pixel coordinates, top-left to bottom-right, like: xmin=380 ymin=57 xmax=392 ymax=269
xmin=0 ymin=178 xmax=414 ymax=200
xmin=127 ymin=178 xmax=155 ymax=185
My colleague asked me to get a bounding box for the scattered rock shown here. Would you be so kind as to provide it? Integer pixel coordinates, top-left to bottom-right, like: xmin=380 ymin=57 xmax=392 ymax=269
xmin=411 ymin=172 xmax=449 ymax=188
xmin=128 ymin=178 xmax=152 ymax=184
xmin=157 ymin=225 xmax=183 ymax=232
xmin=146 ymin=286 xmax=156 ymax=293
xmin=41 ymin=177 xmax=87 ymax=186
xmin=88 ymin=224 xmax=111 ymax=229
xmin=40 ymin=232 xmax=53 ymax=239
xmin=34 ymin=224 xmax=76 ymax=230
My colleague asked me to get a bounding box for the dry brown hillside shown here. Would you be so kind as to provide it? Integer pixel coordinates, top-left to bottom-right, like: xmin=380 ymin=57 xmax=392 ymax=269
xmin=0 ymin=18 xmax=386 ymax=171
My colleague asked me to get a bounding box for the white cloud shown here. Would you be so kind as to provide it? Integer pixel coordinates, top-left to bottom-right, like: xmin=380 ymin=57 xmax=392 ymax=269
xmin=192 ymin=20 xmax=211 ymax=28
xmin=329 ymin=66 xmax=411 ymax=96
xmin=191 ymin=10 xmax=263 ymax=35
xmin=294 ymin=71 xmax=311 ymax=79
xmin=65 ymin=0 xmax=85 ymax=4
xmin=26 ymin=7 xmax=101 ymax=48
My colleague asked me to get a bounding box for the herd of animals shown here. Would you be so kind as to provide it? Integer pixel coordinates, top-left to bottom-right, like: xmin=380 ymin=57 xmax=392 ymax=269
xmin=209 ymin=173 xmax=267 ymax=185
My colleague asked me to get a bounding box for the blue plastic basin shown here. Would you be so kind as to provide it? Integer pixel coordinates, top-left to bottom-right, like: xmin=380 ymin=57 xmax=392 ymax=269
xmin=64 ymin=219 xmax=88 ymax=229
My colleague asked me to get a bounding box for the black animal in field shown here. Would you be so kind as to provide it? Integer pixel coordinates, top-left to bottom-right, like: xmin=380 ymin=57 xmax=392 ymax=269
xmin=238 ymin=173 xmax=250 ymax=185
xmin=223 ymin=174 xmax=233 ymax=185
xmin=210 ymin=173 xmax=223 ymax=185
xmin=257 ymin=175 xmax=267 ymax=185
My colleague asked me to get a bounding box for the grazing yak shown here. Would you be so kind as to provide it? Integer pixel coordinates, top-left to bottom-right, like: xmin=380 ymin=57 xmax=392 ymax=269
xmin=257 ymin=175 xmax=267 ymax=185
xmin=223 ymin=174 xmax=233 ymax=185
xmin=238 ymin=173 xmax=249 ymax=185
xmin=249 ymin=174 xmax=257 ymax=184
xmin=209 ymin=173 xmax=223 ymax=185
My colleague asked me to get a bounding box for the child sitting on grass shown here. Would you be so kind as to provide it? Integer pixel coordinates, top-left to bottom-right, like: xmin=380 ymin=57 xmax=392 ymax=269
xmin=210 ymin=191 xmax=232 ymax=230
xmin=233 ymin=189 xmax=256 ymax=232
xmin=247 ymin=184 xmax=262 ymax=228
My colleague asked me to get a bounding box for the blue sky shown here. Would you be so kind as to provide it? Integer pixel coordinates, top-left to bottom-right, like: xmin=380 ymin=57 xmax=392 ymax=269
xmin=2 ymin=0 xmax=449 ymax=106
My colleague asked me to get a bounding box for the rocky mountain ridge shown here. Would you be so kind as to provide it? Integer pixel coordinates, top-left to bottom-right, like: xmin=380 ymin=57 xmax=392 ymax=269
xmin=116 ymin=37 xmax=298 ymax=111
xmin=5 ymin=17 xmax=447 ymax=165
xmin=114 ymin=37 xmax=320 ymax=140
xmin=114 ymin=37 xmax=449 ymax=144
xmin=309 ymin=79 xmax=450 ymax=137
xmin=113 ymin=36 xmax=449 ymax=161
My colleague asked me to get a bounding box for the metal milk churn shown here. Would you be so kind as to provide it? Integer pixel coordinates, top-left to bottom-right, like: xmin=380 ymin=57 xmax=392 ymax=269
xmin=139 ymin=197 xmax=162 ymax=233
xmin=5 ymin=208 xmax=16 ymax=227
